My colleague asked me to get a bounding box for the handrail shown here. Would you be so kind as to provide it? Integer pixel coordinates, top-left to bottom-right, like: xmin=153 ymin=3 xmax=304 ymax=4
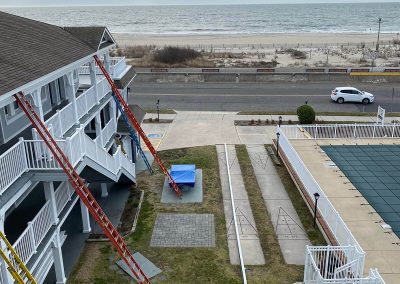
xmin=0 ymin=126 xmax=135 ymax=195
xmin=224 ymin=144 xmax=247 ymax=284
xmin=78 ymin=57 xmax=126 ymax=77
xmin=44 ymin=77 xmax=111 ymax=139
xmin=280 ymin=123 xmax=400 ymax=140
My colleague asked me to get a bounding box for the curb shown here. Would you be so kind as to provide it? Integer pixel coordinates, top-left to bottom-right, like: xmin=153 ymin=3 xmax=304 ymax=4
xmin=86 ymin=189 xmax=145 ymax=242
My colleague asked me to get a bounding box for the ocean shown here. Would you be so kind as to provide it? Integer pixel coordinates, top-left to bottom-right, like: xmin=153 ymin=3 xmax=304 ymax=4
xmin=1 ymin=3 xmax=400 ymax=35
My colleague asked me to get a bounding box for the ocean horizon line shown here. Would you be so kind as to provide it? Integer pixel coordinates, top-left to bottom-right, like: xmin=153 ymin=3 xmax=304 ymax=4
xmin=1 ymin=1 xmax=399 ymax=8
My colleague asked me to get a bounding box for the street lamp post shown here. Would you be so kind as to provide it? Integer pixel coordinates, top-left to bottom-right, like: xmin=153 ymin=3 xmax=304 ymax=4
xmin=313 ymin=192 xmax=320 ymax=228
xmin=156 ymin=99 xmax=160 ymax=121
xmin=278 ymin=116 xmax=282 ymax=127
xmin=276 ymin=132 xmax=280 ymax=156
xmin=376 ymin=18 xmax=382 ymax=52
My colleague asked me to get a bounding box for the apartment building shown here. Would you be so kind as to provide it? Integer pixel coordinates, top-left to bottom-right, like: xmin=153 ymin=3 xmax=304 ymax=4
xmin=0 ymin=11 xmax=137 ymax=283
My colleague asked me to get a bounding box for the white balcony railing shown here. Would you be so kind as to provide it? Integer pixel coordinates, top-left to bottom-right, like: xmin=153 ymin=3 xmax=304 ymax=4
xmin=12 ymin=201 xmax=52 ymax=264
xmin=78 ymin=57 xmax=127 ymax=78
xmin=11 ymin=181 xmax=75 ymax=271
xmin=45 ymin=77 xmax=111 ymax=139
xmin=55 ymin=182 xmax=75 ymax=215
xmin=94 ymin=119 xmax=117 ymax=148
xmin=0 ymin=124 xmax=135 ymax=195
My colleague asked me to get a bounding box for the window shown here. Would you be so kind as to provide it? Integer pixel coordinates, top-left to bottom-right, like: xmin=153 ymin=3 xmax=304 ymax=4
xmin=13 ymin=101 xmax=19 ymax=110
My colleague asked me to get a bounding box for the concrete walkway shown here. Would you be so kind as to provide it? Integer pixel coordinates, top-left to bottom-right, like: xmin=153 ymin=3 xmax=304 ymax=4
xmin=246 ymin=145 xmax=311 ymax=265
xmin=216 ymin=144 xmax=265 ymax=265
xmin=145 ymin=111 xmax=399 ymax=124
xmin=142 ymin=111 xmax=399 ymax=151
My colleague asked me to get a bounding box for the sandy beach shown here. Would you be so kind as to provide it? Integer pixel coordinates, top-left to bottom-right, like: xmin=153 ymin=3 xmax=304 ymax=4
xmin=114 ymin=32 xmax=400 ymax=68
xmin=113 ymin=32 xmax=398 ymax=48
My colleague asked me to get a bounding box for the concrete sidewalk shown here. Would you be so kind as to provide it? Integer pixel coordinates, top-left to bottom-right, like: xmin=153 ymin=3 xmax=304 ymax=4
xmin=141 ymin=111 xmax=399 ymax=151
xmin=144 ymin=110 xmax=400 ymax=124
xmin=246 ymin=145 xmax=311 ymax=265
xmin=217 ymin=144 xmax=265 ymax=265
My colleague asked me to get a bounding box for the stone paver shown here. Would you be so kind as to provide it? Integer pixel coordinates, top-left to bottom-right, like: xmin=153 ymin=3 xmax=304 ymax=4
xmin=150 ymin=213 xmax=215 ymax=247
xmin=217 ymin=144 xmax=265 ymax=265
xmin=246 ymin=144 xmax=311 ymax=265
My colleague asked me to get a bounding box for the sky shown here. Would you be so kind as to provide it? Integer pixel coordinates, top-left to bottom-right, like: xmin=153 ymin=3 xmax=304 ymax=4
xmin=0 ymin=0 xmax=399 ymax=7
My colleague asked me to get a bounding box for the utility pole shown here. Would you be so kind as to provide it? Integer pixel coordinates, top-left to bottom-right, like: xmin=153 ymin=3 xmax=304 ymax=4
xmin=376 ymin=18 xmax=382 ymax=52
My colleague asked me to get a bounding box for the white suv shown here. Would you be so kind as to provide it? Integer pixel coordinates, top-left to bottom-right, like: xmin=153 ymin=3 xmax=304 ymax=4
xmin=331 ymin=87 xmax=375 ymax=104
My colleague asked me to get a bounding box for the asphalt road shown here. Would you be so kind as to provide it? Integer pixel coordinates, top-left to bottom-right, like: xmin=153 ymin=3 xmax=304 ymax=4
xmin=129 ymin=82 xmax=400 ymax=112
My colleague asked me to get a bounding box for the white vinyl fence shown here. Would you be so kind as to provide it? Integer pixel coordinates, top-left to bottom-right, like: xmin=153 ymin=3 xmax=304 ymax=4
xmin=277 ymin=125 xmax=385 ymax=284
xmin=280 ymin=124 xmax=400 ymax=140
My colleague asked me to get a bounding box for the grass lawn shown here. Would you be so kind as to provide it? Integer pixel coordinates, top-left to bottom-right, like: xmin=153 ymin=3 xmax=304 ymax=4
xmin=144 ymin=109 xmax=177 ymax=114
xmin=69 ymin=145 xmax=326 ymax=284
xmin=237 ymin=111 xmax=400 ymax=117
xmin=69 ymin=146 xmax=241 ymax=284
xmin=234 ymin=145 xmax=303 ymax=284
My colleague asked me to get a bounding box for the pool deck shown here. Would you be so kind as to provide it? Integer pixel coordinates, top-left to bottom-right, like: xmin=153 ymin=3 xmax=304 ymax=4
xmin=291 ymin=138 xmax=400 ymax=284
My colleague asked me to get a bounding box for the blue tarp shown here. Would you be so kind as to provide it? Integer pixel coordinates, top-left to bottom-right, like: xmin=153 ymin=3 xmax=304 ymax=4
xmin=170 ymin=164 xmax=196 ymax=187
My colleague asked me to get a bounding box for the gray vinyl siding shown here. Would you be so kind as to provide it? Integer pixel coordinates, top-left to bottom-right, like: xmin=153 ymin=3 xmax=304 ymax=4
xmin=0 ymin=79 xmax=66 ymax=145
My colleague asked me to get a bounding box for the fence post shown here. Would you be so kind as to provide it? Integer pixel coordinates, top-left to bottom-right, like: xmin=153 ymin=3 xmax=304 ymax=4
xmin=314 ymin=125 xmax=317 ymax=140
xmin=373 ymin=125 xmax=376 ymax=138
xmin=392 ymin=123 xmax=396 ymax=138
xmin=19 ymin=138 xmax=29 ymax=171
xmin=27 ymin=222 xmax=37 ymax=251
xmin=66 ymin=137 xmax=73 ymax=163
xmin=353 ymin=123 xmax=357 ymax=139
xmin=334 ymin=124 xmax=337 ymax=138
xmin=56 ymin=110 xmax=62 ymax=136
xmin=79 ymin=126 xmax=85 ymax=159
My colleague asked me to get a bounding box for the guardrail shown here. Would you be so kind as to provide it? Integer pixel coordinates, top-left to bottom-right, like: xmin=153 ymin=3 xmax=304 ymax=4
xmin=0 ymin=125 xmax=135 ymax=195
xmin=12 ymin=201 xmax=52 ymax=264
xmin=12 ymin=181 xmax=75 ymax=269
xmin=78 ymin=57 xmax=127 ymax=78
xmin=277 ymin=127 xmax=364 ymax=253
xmin=280 ymin=124 xmax=400 ymax=140
xmin=305 ymin=246 xmax=384 ymax=284
xmin=202 ymin=68 xmax=220 ymax=73
xmin=94 ymin=119 xmax=117 ymax=148
xmin=135 ymin=67 xmax=400 ymax=74
xmin=278 ymin=125 xmax=385 ymax=283
xmin=45 ymin=77 xmax=111 ymax=139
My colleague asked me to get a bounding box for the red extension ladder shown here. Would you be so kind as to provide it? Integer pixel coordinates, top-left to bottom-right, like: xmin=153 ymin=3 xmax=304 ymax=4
xmin=14 ymin=92 xmax=151 ymax=284
xmin=93 ymin=55 xmax=182 ymax=198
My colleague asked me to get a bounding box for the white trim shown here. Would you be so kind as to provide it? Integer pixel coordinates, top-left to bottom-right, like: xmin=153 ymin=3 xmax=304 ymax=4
xmin=5 ymin=110 xmax=24 ymax=125
xmin=97 ymin=27 xmax=116 ymax=52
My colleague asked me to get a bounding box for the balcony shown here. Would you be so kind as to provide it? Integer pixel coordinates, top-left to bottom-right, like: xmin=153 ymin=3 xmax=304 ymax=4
xmin=44 ymin=77 xmax=111 ymax=139
xmin=11 ymin=182 xmax=74 ymax=267
xmin=0 ymin=124 xmax=135 ymax=196
xmin=78 ymin=57 xmax=129 ymax=79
